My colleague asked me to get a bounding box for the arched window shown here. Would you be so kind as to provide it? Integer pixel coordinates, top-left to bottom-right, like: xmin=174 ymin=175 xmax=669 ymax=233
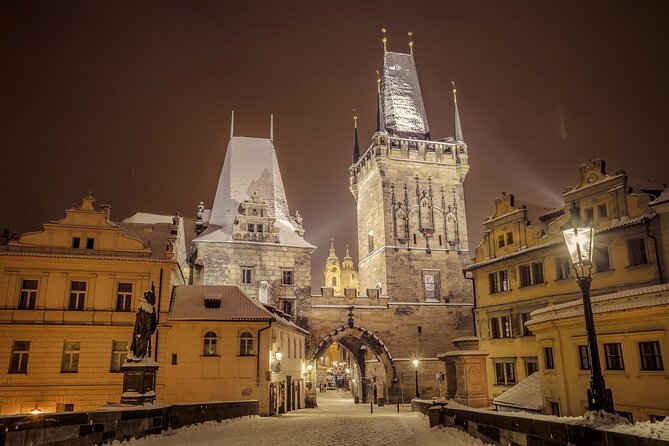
xmin=331 ymin=277 xmax=337 ymax=286
xmin=203 ymin=331 xmax=217 ymax=356
xmin=240 ymin=332 xmax=254 ymax=356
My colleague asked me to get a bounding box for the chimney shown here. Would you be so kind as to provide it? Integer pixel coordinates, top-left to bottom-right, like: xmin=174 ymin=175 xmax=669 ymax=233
xmin=258 ymin=281 xmax=269 ymax=304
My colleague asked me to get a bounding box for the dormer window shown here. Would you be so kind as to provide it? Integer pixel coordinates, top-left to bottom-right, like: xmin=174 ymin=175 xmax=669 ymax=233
xmin=72 ymin=237 xmax=80 ymax=249
xmin=204 ymin=298 xmax=222 ymax=309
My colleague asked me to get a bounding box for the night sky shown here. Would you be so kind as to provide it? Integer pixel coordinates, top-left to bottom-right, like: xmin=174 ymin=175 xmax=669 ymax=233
xmin=2 ymin=1 xmax=668 ymax=290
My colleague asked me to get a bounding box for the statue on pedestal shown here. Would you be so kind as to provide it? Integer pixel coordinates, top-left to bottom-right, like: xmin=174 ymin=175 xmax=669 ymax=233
xmin=128 ymin=284 xmax=157 ymax=361
xmin=121 ymin=283 xmax=159 ymax=405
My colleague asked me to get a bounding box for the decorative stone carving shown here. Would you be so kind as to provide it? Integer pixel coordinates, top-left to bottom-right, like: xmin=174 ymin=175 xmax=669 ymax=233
xmin=231 ymin=192 xmax=280 ymax=243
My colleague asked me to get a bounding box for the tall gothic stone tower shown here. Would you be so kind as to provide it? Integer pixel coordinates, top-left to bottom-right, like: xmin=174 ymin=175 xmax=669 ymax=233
xmin=349 ymin=48 xmax=471 ymax=304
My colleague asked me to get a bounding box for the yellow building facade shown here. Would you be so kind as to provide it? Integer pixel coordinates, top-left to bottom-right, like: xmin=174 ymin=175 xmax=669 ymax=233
xmin=0 ymin=195 xmax=184 ymax=414
xmin=465 ymin=159 xmax=665 ymax=419
xmin=160 ymin=285 xmax=308 ymax=416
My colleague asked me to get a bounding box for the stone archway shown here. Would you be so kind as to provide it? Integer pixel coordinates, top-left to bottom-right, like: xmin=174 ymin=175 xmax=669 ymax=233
xmin=310 ymin=323 xmax=398 ymax=404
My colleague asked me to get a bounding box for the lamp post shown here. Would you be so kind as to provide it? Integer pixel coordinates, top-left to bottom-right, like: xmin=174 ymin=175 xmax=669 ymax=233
xmin=412 ymin=359 xmax=420 ymax=399
xmin=562 ymin=202 xmax=614 ymax=413
xmin=307 ymin=363 xmax=313 ymax=387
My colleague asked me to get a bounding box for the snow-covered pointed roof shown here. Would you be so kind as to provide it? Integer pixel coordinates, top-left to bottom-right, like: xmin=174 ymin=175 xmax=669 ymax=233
xmin=382 ymin=51 xmax=430 ymax=139
xmin=196 ymin=136 xmax=314 ymax=249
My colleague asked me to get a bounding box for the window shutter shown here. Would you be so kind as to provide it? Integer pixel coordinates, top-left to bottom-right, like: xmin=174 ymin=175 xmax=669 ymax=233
xmin=511 ymin=314 xmax=522 ymax=338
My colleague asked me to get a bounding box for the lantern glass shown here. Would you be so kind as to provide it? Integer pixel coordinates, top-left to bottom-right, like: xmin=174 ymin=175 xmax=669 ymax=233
xmin=562 ymin=226 xmax=595 ymax=273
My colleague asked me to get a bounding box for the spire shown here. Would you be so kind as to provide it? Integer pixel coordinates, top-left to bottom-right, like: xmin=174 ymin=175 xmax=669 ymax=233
xmin=408 ymin=31 xmax=414 ymax=57
xmin=381 ymin=28 xmax=388 ymax=53
xmin=344 ymin=244 xmax=352 ymax=260
xmin=326 ymin=238 xmax=340 ymax=266
xmin=452 ymin=81 xmax=464 ymax=142
xmin=352 ymin=111 xmax=360 ymax=163
xmin=375 ymin=70 xmax=385 ymax=133
xmin=270 ymin=114 xmax=274 ymax=142
xmin=230 ymin=110 xmax=235 ymax=139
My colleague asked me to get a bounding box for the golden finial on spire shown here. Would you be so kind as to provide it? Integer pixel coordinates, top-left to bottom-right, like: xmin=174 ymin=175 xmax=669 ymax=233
xmin=381 ymin=28 xmax=387 ymax=53
xmin=375 ymin=70 xmax=381 ymax=94
xmin=408 ymin=31 xmax=414 ymax=56
xmin=353 ymin=108 xmax=358 ymax=128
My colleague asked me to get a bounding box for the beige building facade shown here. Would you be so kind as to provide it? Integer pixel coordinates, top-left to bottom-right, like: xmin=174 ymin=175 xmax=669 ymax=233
xmin=465 ymin=159 xmax=667 ymax=420
xmin=0 ymin=195 xmax=184 ymax=414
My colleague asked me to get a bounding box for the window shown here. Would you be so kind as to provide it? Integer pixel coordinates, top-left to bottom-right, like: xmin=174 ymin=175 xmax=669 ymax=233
xmin=594 ymin=246 xmax=612 ymax=272
xmin=247 ymin=223 xmax=255 ymax=232
xmin=506 ymin=232 xmax=514 ymax=245
xmin=604 ymin=343 xmax=624 ymax=370
xmin=241 ymin=267 xmax=253 ymax=285
xmin=68 ymin=281 xmax=86 ymax=310
xmin=519 ymin=313 xmax=532 ymax=336
xmin=489 ymin=270 xmax=509 ymax=294
xmin=61 ymin=341 xmax=80 ymax=373
xmin=550 ymin=401 xmax=561 ymax=417
xmin=282 ymin=300 xmax=294 ymax=315
xmin=240 ymin=332 xmax=254 ymax=356
xmin=413 ymin=234 xmax=417 ymax=245
xmin=494 ymin=360 xmax=516 ymax=385
xmin=116 ymin=283 xmax=133 ymax=311
xmin=171 ymin=354 xmax=178 ymax=365
xmin=423 ymin=272 xmax=439 ymax=301
xmin=86 ymin=237 xmax=94 ymax=249
xmin=438 ymin=235 xmax=442 ymax=246
xmin=639 ymin=341 xmax=663 ymax=371
xmin=368 ymin=231 xmax=374 ymax=253
xmin=203 ymin=332 xmax=218 ymax=356
xmin=19 ymin=279 xmax=38 ymax=309
xmin=650 ymin=415 xmax=667 ymax=422
xmin=544 ymin=347 xmax=555 ymax=369
xmin=578 ymin=345 xmax=591 ymax=370
xmin=498 ymin=234 xmax=505 ymax=248
xmin=9 ymin=341 xmax=30 ymax=373
xmin=281 ymin=270 xmax=294 ymax=286
xmin=490 ymin=316 xmax=511 ymax=339
xmin=72 ymin=237 xmax=80 ymax=248
xmin=556 ymin=256 xmax=572 ymax=280
xmin=110 ymin=340 xmax=128 ymax=372
xmin=519 ymin=262 xmax=544 ymax=287
xmin=57 ymin=403 xmax=75 ymax=412
xmin=257 ymin=224 xmax=263 ymax=233
xmin=524 ymin=357 xmax=538 ymax=376
xmin=627 ymin=238 xmax=648 ymax=266
xmin=331 ymin=277 xmax=337 ymax=286
xmin=597 ymin=204 xmax=607 ymax=218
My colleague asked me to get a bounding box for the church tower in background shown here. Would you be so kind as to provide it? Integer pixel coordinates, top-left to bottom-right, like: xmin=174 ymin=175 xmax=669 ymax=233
xmin=349 ymin=33 xmax=472 ymax=303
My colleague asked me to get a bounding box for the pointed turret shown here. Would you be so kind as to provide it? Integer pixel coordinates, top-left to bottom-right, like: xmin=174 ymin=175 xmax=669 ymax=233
xmin=375 ymin=71 xmax=385 ymax=133
xmin=352 ymin=113 xmax=360 ymax=163
xmin=342 ymin=244 xmax=354 ymax=270
xmin=452 ymin=81 xmax=464 ymax=142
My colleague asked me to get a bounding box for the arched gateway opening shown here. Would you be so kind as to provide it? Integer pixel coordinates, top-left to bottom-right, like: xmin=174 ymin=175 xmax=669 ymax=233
xmin=309 ymin=324 xmax=398 ymax=405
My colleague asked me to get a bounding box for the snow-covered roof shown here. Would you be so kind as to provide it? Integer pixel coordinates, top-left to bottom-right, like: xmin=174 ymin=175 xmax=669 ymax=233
xmin=650 ymin=187 xmax=669 ymax=206
xmin=528 ymin=283 xmax=669 ymax=325
xmin=120 ymin=213 xmax=195 ymax=266
xmin=195 ymin=136 xmax=314 ymax=249
xmin=493 ymin=372 xmax=543 ymax=411
xmin=382 ymin=51 xmax=430 ymax=139
xmin=168 ymin=285 xmax=308 ymax=334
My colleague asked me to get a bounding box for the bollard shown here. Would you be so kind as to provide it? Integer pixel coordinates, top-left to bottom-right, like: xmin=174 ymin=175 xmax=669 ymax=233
xmin=370 ymin=400 xmax=373 ymax=414
xmin=397 ymin=401 xmax=400 ymax=413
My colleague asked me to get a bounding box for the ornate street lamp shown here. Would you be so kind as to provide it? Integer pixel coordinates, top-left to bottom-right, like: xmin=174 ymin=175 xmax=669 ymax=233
xmin=562 ymin=202 xmax=614 ymax=412
xmin=412 ymin=359 xmax=420 ymax=399
xmin=306 ymin=363 xmax=313 ymax=389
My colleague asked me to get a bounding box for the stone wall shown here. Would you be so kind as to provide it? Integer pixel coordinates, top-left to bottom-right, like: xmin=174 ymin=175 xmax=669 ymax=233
xmin=0 ymin=400 xmax=258 ymax=446
xmin=414 ymin=402 xmax=669 ymax=446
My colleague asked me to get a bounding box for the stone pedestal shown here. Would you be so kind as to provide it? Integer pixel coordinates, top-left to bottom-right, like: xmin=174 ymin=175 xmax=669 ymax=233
xmin=304 ymin=382 xmax=317 ymax=408
xmin=437 ymin=336 xmax=489 ymax=408
xmin=121 ymin=357 xmax=159 ymax=405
